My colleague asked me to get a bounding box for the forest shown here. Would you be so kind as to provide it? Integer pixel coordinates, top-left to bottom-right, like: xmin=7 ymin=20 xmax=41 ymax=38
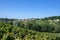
xmin=0 ymin=16 xmax=60 ymax=40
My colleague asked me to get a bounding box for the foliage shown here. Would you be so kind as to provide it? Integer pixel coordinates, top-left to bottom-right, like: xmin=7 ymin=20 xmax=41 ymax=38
xmin=0 ymin=16 xmax=60 ymax=40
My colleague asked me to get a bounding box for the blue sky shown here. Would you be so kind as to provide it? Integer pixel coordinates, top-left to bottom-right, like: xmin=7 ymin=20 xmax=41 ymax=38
xmin=0 ymin=0 xmax=60 ymax=19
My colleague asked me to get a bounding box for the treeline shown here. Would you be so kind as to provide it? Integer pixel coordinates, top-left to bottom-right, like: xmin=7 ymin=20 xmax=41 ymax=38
xmin=0 ymin=18 xmax=16 ymax=21
xmin=0 ymin=16 xmax=60 ymax=33
xmin=41 ymin=16 xmax=60 ymax=20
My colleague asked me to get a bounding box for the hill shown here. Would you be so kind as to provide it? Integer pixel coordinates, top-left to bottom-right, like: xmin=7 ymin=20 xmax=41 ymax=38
xmin=0 ymin=16 xmax=60 ymax=40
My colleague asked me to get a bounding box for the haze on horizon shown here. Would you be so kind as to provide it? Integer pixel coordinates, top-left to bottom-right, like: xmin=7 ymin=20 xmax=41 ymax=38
xmin=0 ymin=0 xmax=60 ymax=19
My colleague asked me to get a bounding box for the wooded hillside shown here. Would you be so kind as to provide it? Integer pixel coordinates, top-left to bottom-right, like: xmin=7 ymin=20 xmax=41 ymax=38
xmin=0 ymin=16 xmax=60 ymax=40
